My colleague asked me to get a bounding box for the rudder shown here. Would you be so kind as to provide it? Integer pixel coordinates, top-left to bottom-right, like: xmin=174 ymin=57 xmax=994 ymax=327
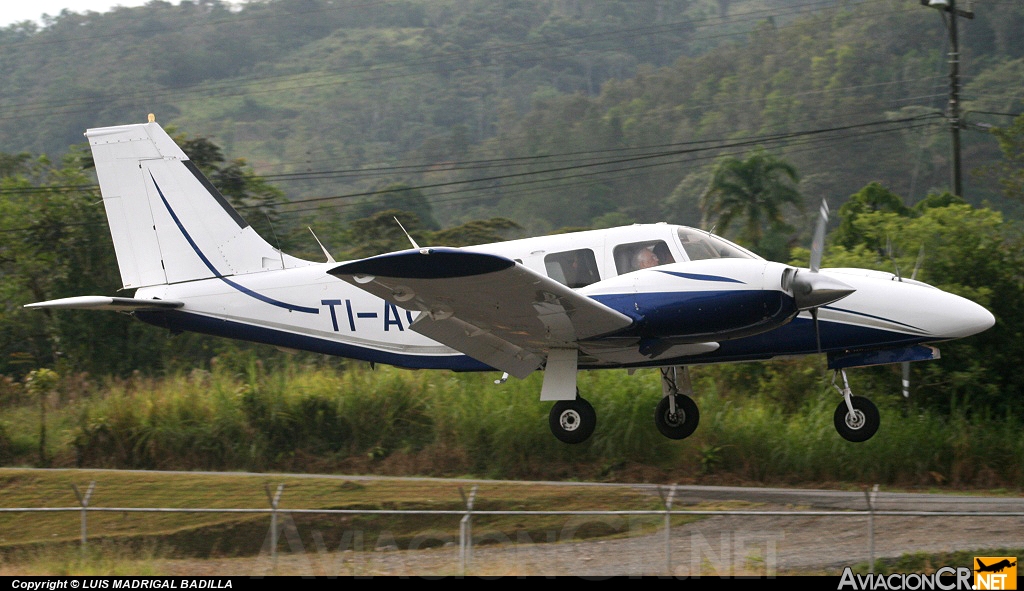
xmin=86 ymin=120 xmax=295 ymax=289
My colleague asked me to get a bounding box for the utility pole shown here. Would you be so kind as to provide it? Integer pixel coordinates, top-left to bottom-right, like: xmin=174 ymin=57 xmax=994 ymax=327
xmin=920 ymin=0 xmax=973 ymax=197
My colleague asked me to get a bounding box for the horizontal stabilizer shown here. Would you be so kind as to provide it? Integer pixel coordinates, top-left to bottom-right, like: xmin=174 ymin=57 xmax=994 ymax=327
xmin=24 ymin=296 xmax=184 ymax=311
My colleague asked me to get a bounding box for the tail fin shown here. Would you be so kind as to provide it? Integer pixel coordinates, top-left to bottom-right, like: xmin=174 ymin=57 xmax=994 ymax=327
xmin=87 ymin=120 xmax=298 ymax=289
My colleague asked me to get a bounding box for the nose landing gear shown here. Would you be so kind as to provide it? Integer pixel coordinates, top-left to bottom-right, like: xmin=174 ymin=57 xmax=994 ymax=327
xmin=656 ymin=367 xmax=700 ymax=440
xmin=831 ymin=369 xmax=880 ymax=442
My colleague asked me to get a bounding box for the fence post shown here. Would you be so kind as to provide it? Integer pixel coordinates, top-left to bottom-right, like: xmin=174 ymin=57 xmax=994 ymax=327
xmin=863 ymin=484 xmax=879 ymax=573
xmin=659 ymin=483 xmax=677 ymax=576
xmin=71 ymin=481 xmax=96 ymax=556
xmin=264 ymin=483 xmax=285 ymax=570
xmin=459 ymin=485 xmax=478 ymax=576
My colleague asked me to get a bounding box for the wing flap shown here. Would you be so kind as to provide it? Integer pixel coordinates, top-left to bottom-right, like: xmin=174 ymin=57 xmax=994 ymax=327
xmin=24 ymin=296 xmax=184 ymax=311
xmin=330 ymin=248 xmax=634 ymax=376
xmin=410 ymin=314 xmax=542 ymax=379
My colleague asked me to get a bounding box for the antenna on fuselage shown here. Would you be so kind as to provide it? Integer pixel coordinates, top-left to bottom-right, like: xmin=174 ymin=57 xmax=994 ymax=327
xmin=266 ymin=213 xmax=286 ymax=269
xmin=886 ymin=235 xmax=903 ymax=282
xmin=308 ymin=227 xmax=336 ymax=263
xmin=394 ymin=217 xmax=421 ymax=250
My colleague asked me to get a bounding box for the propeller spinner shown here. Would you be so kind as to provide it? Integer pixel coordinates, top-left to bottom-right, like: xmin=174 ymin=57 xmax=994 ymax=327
xmin=791 ymin=199 xmax=856 ymax=352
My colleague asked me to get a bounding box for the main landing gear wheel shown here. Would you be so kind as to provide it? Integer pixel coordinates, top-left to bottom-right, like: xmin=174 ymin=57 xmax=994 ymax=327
xmin=655 ymin=394 xmax=700 ymax=440
xmin=833 ymin=396 xmax=880 ymax=442
xmin=549 ymin=397 xmax=596 ymax=444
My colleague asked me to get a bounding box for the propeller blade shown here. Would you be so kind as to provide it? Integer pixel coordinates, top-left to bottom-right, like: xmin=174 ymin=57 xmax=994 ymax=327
xmin=911 ymin=244 xmax=925 ymax=281
xmin=809 ymin=199 xmax=829 ymax=273
xmin=901 ymin=361 xmax=911 ymax=398
xmin=812 ymin=307 xmax=822 ymax=353
xmin=801 ymin=198 xmax=843 ymax=354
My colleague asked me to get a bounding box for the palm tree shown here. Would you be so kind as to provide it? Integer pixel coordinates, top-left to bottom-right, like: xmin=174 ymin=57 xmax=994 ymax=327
xmin=700 ymin=149 xmax=802 ymax=257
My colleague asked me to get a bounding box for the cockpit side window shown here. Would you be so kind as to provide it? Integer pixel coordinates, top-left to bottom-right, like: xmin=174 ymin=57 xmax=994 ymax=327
xmin=544 ymin=249 xmax=600 ymax=288
xmin=613 ymin=241 xmax=675 ymax=274
xmin=676 ymin=228 xmax=759 ymax=261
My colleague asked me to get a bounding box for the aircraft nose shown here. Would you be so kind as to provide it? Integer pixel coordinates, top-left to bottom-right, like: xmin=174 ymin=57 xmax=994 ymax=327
xmin=936 ymin=293 xmax=995 ymax=339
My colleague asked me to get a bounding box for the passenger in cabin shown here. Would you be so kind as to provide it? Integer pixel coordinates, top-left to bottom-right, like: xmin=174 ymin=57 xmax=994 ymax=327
xmin=633 ymin=248 xmax=660 ymax=270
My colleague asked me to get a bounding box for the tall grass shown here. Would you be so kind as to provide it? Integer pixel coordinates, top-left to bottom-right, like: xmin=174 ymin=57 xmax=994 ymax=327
xmin=694 ymin=386 xmax=1024 ymax=486
xmin=2 ymin=359 xmax=1022 ymax=487
xmin=0 ymin=542 xmax=164 ymax=576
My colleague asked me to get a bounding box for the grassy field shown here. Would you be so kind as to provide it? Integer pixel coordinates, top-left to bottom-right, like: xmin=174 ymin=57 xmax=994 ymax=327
xmin=0 ymin=468 xmax=691 ymax=559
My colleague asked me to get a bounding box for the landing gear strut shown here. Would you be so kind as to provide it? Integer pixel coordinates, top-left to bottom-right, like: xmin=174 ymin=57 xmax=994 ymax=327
xmin=656 ymin=367 xmax=700 ymax=440
xmin=831 ymin=370 xmax=880 ymax=442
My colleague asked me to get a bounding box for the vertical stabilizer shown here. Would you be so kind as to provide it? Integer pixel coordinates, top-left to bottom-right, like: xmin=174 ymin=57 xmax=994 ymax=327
xmin=86 ymin=120 xmax=299 ymax=289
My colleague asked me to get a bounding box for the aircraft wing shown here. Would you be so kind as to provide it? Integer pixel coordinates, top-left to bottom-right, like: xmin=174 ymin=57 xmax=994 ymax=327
xmin=24 ymin=296 xmax=184 ymax=311
xmin=329 ymin=248 xmax=634 ymax=378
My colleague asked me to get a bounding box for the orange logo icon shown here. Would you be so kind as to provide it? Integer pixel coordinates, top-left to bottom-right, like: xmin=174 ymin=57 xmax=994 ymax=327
xmin=974 ymin=557 xmax=1017 ymax=590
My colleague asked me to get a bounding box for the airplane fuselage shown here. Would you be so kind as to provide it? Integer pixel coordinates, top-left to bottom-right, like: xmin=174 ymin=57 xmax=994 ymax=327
xmin=130 ymin=223 xmax=993 ymax=373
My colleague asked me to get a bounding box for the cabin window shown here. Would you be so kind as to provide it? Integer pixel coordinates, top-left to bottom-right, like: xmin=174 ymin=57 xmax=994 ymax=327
xmin=544 ymin=249 xmax=600 ymax=288
xmin=613 ymin=241 xmax=675 ymax=274
xmin=676 ymin=228 xmax=757 ymax=260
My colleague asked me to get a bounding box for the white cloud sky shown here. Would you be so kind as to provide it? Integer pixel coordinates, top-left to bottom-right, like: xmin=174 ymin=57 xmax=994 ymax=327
xmin=1 ymin=1 xmax=175 ymax=27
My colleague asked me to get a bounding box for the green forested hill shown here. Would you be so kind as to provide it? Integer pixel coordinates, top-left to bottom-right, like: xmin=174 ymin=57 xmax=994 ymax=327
xmin=2 ymin=0 xmax=1024 ymax=400
xmin=2 ymin=0 xmax=1021 ymax=236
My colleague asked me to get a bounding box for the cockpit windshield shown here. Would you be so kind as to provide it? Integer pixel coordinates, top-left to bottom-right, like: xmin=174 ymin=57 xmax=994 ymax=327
xmin=676 ymin=228 xmax=760 ymax=261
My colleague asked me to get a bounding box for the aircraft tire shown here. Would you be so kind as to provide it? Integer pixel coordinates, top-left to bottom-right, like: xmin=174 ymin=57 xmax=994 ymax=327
xmin=655 ymin=394 xmax=699 ymax=440
xmin=833 ymin=396 xmax=880 ymax=442
xmin=549 ymin=397 xmax=596 ymax=444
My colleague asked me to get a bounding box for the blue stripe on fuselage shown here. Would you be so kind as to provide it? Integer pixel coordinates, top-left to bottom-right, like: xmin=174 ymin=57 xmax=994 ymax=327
xmin=656 ymin=270 xmax=746 ymax=284
xmin=134 ymin=310 xmax=490 ymax=371
xmin=822 ymin=304 xmax=925 ymax=333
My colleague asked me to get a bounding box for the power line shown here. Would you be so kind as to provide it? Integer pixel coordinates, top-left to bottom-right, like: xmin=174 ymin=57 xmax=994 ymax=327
xmin=274 ymin=120 xmax=940 ymax=222
xmin=259 ymin=115 xmax=940 ymax=212
xmin=0 ymin=114 xmax=940 ymax=234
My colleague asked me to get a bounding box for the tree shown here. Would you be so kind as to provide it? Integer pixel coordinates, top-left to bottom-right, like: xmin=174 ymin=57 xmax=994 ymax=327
xmin=349 ymin=183 xmax=440 ymax=231
xmin=429 ymin=217 xmax=521 ymax=246
xmin=699 ymin=149 xmax=802 ymax=261
xmin=177 ymin=135 xmax=286 ymax=242
xmin=0 ymin=150 xmax=135 ymax=375
xmin=23 ymin=368 xmax=57 ymax=467
xmin=989 ymin=114 xmax=1024 ymax=202
xmin=833 ymin=182 xmax=909 ymax=249
xmin=338 ymin=209 xmax=428 ymax=259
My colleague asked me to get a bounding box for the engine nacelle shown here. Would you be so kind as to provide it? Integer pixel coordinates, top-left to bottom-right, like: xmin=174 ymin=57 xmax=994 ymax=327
xmin=584 ymin=260 xmax=800 ymax=342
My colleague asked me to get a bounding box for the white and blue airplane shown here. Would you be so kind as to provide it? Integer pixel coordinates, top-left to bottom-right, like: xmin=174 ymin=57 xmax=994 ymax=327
xmin=26 ymin=120 xmax=995 ymax=444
